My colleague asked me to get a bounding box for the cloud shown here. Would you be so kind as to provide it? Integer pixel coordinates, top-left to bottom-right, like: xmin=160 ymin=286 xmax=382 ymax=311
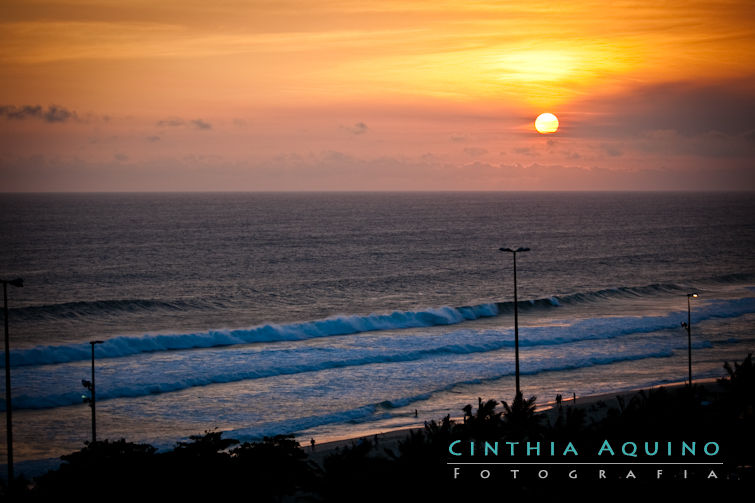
xmin=44 ymin=106 xmax=77 ymax=122
xmin=156 ymin=118 xmax=186 ymax=127
xmin=634 ymin=128 xmax=755 ymax=158
xmin=156 ymin=117 xmax=212 ymax=130
xmin=574 ymin=79 xmax=755 ymax=138
xmin=191 ymin=118 xmax=212 ymax=130
xmin=342 ymin=122 xmax=368 ymax=135
xmin=513 ymin=147 xmax=538 ymax=157
xmin=146 ymin=135 xmax=161 ymax=142
xmin=0 ymin=104 xmax=79 ymax=123
xmin=322 ymin=150 xmax=350 ymax=162
xmin=463 ymin=147 xmax=488 ymax=157
xmin=600 ymin=143 xmax=623 ymax=157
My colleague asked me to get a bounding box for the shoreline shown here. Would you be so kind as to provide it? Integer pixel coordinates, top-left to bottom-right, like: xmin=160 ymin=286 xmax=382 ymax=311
xmin=304 ymin=376 xmax=723 ymax=464
xmin=1 ymin=376 xmax=727 ymax=479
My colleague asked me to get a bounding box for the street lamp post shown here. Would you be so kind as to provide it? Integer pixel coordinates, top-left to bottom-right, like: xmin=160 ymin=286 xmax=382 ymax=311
xmin=681 ymin=293 xmax=699 ymax=388
xmin=82 ymin=340 xmax=104 ymax=444
xmin=2 ymin=277 xmax=23 ymax=485
xmin=499 ymin=247 xmax=529 ymax=397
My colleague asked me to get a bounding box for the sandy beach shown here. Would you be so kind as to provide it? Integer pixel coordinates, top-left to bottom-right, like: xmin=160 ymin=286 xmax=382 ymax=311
xmin=305 ymin=377 xmax=724 ymax=466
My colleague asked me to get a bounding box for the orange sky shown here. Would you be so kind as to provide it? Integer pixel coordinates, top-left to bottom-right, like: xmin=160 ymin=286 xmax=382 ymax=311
xmin=1 ymin=0 xmax=754 ymax=190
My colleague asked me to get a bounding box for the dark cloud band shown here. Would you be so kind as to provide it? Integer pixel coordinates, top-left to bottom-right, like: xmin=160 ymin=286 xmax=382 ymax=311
xmin=0 ymin=105 xmax=78 ymax=123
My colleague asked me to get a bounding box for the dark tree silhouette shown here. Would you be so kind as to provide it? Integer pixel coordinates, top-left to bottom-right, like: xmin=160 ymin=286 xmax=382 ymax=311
xmin=32 ymin=439 xmax=158 ymax=498
xmin=230 ymin=434 xmax=318 ymax=501
xmin=501 ymin=391 xmax=543 ymax=439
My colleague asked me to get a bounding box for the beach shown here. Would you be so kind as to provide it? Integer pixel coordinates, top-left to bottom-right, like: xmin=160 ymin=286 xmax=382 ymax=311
xmin=13 ymin=371 xmax=749 ymax=500
xmin=305 ymin=377 xmax=725 ymax=465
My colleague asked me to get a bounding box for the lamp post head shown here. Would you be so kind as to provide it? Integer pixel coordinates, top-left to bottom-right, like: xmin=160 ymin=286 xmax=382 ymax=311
xmin=500 ymin=247 xmax=530 ymax=253
xmin=687 ymin=293 xmax=699 ymax=299
xmin=3 ymin=278 xmax=23 ymax=288
xmin=90 ymin=340 xmax=104 ymax=346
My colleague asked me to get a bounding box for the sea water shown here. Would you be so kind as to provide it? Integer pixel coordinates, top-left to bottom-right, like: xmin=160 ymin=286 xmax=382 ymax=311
xmin=0 ymin=192 xmax=753 ymax=476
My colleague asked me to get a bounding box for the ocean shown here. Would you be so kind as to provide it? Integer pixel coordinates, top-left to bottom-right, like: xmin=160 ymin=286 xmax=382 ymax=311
xmin=1 ymin=192 xmax=753 ymax=476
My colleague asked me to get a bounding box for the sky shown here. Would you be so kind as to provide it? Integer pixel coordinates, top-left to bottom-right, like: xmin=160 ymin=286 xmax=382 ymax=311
xmin=1 ymin=0 xmax=754 ymax=191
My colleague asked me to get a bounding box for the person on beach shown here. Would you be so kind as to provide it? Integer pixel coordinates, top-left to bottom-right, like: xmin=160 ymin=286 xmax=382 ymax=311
xmin=310 ymin=438 xmax=315 ymax=451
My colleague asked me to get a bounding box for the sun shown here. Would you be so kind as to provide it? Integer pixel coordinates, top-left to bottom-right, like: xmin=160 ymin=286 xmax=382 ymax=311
xmin=535 ymin=113 xmax=559 ymax=134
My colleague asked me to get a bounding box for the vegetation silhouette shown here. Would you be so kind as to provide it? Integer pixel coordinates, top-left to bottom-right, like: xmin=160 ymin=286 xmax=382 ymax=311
xmin=157 ymin=429 xmax=239 ymax=498
xmin=719 ymin=352 xmax=754 ymax=406
xmin=319 ymin=437 xmax=397 ymax=502
xmin=230 ymin=434 xmax=319 ymax=501
xmin=501 ymin=391 xmax=544 ymax=440
xmin=32 ymin=439 xmax=159 ymax=499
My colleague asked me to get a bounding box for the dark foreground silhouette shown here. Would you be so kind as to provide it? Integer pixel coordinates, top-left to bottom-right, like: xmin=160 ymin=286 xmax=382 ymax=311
xmin=3 ymin=354 xmax=753 ymax=501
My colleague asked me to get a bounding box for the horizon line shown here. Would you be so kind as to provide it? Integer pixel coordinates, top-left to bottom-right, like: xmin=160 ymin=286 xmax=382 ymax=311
xmin=2 ymin=189 xmax=754 ymax=195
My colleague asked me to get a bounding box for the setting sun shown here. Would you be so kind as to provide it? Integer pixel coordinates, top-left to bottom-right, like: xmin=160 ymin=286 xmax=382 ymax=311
xmin=535 ymin=113 xmax=559 ymax=134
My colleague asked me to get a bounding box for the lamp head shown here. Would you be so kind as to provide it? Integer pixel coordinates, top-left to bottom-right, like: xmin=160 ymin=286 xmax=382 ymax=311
xmin=688 ymin=293 xmax=699 ymax=298
xmin=4 ymin=278 xmax=23 ymax=288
